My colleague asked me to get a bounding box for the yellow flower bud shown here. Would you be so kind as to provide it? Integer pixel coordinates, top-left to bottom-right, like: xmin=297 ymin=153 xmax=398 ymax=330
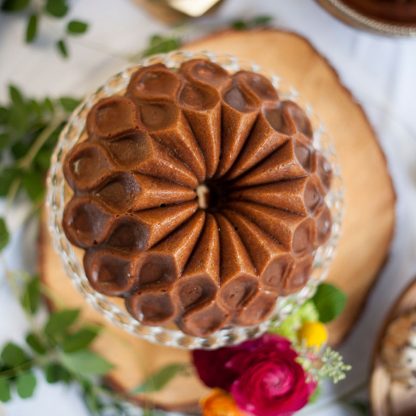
xmin=201 ymin=389 xmax=245 ymax=416
xmin=298 ymin=321 xmax=328 ymax=348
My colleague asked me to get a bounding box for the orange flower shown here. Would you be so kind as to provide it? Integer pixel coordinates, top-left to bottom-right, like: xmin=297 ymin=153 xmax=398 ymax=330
xmin=201 ymin=389 xmax=246 ymax=416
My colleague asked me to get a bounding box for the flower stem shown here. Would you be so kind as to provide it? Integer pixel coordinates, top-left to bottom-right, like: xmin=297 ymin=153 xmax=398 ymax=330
xmin=6 ymin=114 xmax=65 ymax=209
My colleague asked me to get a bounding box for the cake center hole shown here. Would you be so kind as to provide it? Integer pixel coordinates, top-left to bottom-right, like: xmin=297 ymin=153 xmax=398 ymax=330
xmin=196 ymin=181 xmax=227 ymax=211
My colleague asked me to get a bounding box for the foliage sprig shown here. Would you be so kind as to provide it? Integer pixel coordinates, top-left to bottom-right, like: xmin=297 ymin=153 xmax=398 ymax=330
xmin=0 ymin=273 xmax=187 ymax=415
xmin=1 ymin=0 xmax=89 ymax=58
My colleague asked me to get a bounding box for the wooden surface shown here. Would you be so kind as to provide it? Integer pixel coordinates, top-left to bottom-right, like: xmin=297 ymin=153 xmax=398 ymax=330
xmin=370 ymin=279 xmax=416 ymax=416
xmin=39 ymin=29 xmax=396 ymax=411
xmin=184 ymin=29 xmax=396 ymax=344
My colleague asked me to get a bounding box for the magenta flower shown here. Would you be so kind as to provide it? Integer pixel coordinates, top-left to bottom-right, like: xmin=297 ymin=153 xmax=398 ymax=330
xmin=192 ymin=334 xmax=316 ymax=416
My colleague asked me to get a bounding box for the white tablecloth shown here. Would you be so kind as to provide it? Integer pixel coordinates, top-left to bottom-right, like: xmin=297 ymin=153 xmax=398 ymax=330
xmin=1 ymin=1 xmax=416 ymax=415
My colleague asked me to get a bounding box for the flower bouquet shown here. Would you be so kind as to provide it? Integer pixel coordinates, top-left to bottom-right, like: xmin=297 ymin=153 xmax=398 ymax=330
xmin=194 ymin=284 xmax=350 ymax=416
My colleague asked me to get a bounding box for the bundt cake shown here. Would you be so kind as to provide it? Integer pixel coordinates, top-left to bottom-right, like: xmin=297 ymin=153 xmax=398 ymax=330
xmin=342 ymin=0 xmax=416 ymax=24
xmin=62 ymin=59 xmax=333 ymax=337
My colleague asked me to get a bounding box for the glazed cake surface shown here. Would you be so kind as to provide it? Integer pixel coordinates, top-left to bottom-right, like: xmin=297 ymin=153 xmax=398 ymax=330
xmin=62 ymin=59 xmax=333 ymax=337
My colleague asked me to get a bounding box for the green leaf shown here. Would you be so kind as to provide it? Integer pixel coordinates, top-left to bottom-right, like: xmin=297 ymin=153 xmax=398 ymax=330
xmin=62 ymin=326 xmax=100 ymax=353
xmin=309 ymin=384 xmax=321 ymax=403
xmin=9 ymin=84 xmax=25 ymax=108
xmin=44 ymin=362 xmax=71 ymax=384
xmin=61 ymin=350 xmax=113 ymax=377
xmin=11 ymin=139 xmax=32 ymax=159
xmin=81 ymin=381 xmax=106 ymax=414
xmin=44 ymin=309 xmax=80 ymax=338
xmin=42 ymin=97 xmax=55 ymax=114
xmin=231 ymin=15 xmax=273 ymax=30
xmin=142 ymin=35 xmax=181 ymax=57
xmin=56 ymin=39 xmax=68 ymax=58
xmin=66 ymin=20 xmax=88 ymax=35
xmin=21 ymin=276 xmax=41 ymax=315
xmin=59 ymin=97 xmax=80 ymax=112
xmin=312 ymin=283 xmax=347 ymax=323
xmin=0 ymin=167 xmax=20 ymax=196
xmin=1 ymin=342 xmax=30 ymax=367
xmin=34 ymin=146 xmax=53 ymax=171
xmin=25 ymin=14 xmax=38 ymax=43
xmin=27 ymin=98 xmax=42 ymax=118
xmin=1 ymin=0 xmax=30 ymax=12
xmin=0 ymin=168 xmax=19 ymax=197
xmin=21 ymin=169 xmax=44 ymax=203
xmin=132 ymin=363 xmax=188 ymax=394
xmin=0 ymin=218 xmax=10 ymax=252
xmin=251 ymin=15 xmax=273 ymax=27
xmin=0 ymin=106 xmax=9 ymax=124
xmin=0 ymin=377 xmax=11 ymax=402
xmin=16 ymin=371 xmax=37 ymax=399
xmin=83 ymin=389 xmax=103 ymax=414
xmin=45 ymin=0 xmax=68 ymax=18
xmin=0 ymin=133 xmax=11 ymax=151
xmin=26 ymin=333 xmax=47 ymax=355
xmin=231 ymin=19 xmax=248 ymax=30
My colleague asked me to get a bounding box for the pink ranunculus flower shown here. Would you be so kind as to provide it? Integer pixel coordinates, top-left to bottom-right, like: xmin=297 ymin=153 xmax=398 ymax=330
xmin=192 ymin=334 xmax=316 ymax=416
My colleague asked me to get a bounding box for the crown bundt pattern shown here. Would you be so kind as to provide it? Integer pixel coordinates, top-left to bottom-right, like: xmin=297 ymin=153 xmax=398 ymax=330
xmin=62 ymin=59 xmax=333 ymax=337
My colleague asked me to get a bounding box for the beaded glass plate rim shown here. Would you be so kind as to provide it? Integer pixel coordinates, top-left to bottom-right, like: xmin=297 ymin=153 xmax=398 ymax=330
xmin=319 ymin=0 xmax=416 ymax=37
xmin=46 ymin=50 xmax=344 ymax=350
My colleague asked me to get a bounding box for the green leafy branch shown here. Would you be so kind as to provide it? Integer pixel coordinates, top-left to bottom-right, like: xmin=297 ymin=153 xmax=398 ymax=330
xmin=132 ymin=363 xmax=190 ymax=394
xmin=0 ymin=272 xmax=188 ymax=415
xmin=130 ymin=14 xmax=274 ymax=62
xmin=0 ymin=85 xmax=81 ymax=253
xmin=1 ymin=0 xmax=89 ymax=58
xmin=0 ymin=85 xmax=80 ymax=204
xmin=0 ymin=275 xmax=112 ymax=407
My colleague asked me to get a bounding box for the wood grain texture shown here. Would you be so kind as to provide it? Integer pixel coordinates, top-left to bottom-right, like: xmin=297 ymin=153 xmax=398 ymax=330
xmin=39 ymin=29 xmax=396 ymax=411
xmin=184 ymin=28 xmax=396 ymax=345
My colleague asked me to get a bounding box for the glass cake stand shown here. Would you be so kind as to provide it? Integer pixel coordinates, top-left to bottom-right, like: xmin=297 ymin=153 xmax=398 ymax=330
xmin=46 ymin=50 xmax=344 ymax=350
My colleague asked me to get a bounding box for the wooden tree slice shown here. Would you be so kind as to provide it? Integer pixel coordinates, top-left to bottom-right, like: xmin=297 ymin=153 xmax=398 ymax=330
xmin=39 ymin=29 xmax=395 ymax=412
xmin=370 ymin=279 xmax=416 ymax=416
xmin=183 ymin=29 xmax=396 ymax=345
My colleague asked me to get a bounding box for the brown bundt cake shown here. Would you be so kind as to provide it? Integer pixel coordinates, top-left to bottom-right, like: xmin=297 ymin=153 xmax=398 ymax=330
xmin=342 ymin=0 xmax=416 ymax=24
xmin=62 ymin=59 xmax=333 ymax=337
